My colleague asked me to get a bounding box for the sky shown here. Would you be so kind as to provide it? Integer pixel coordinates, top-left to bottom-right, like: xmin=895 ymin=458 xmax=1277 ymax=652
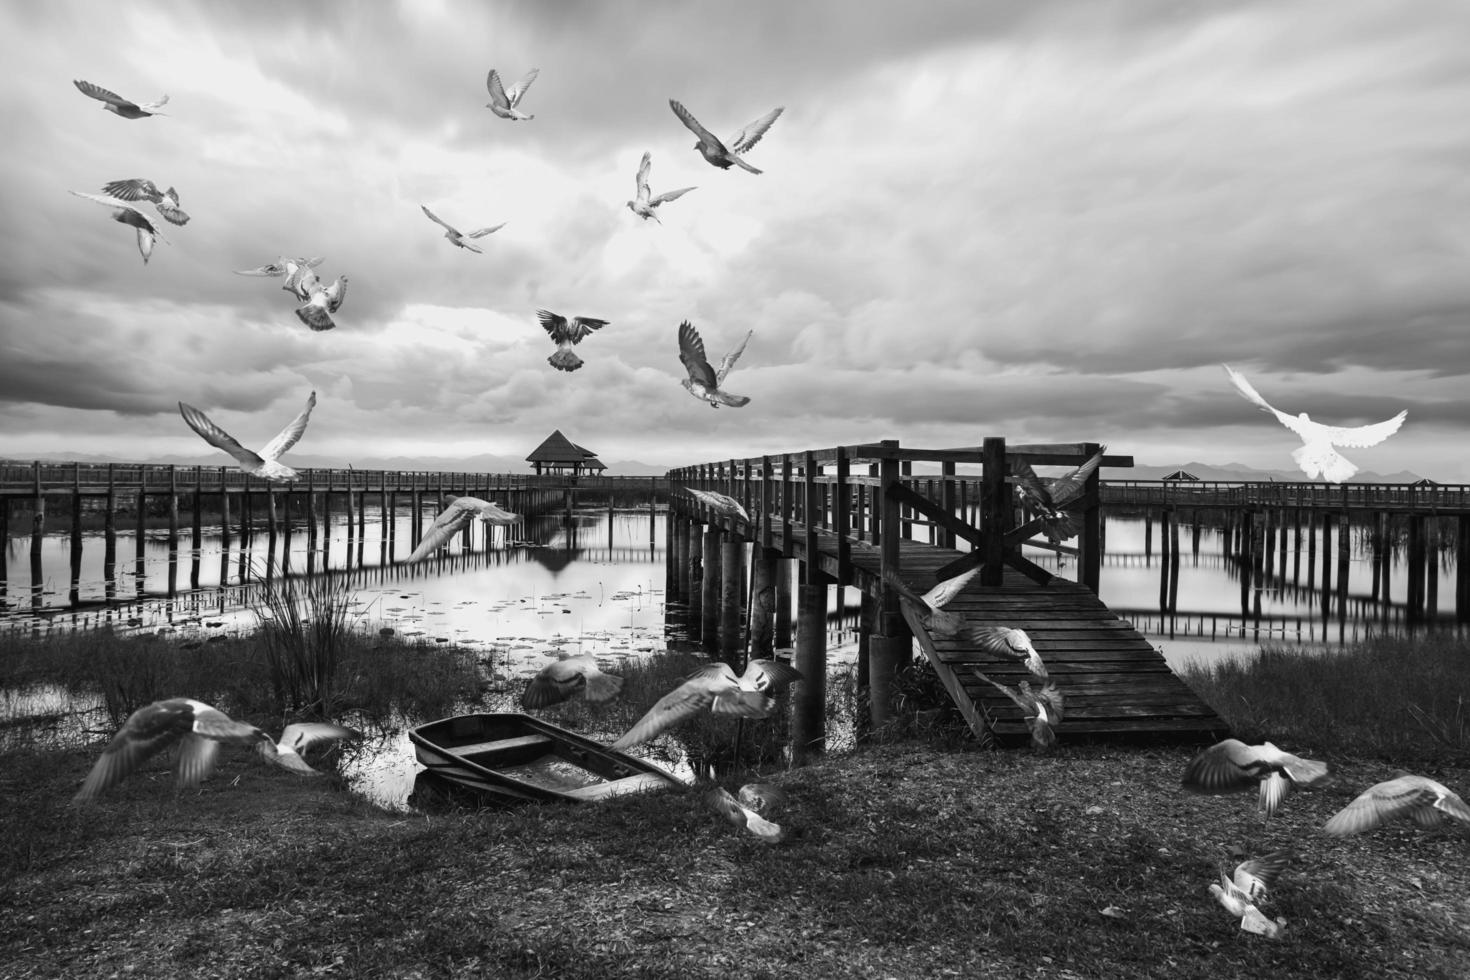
xmin=1 ymin=0 xmax=1467 ymax=480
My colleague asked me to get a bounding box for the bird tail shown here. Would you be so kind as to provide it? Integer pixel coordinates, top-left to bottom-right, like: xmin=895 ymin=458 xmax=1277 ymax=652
xmin=731 ymin=156 xmax=763 ymax=175
xmin=712 ymin=390 xmax=751 ymax=408
xmin=1294 ymin=444 xmax=1356 ymax=483
xmin=548 ymin=348 xmax=583 ymax=372
xmin=584 ymin=671 xmax=624 ymax=704
xmin=295 ymin=305 xmax=336 ymax=332
xmin=1030 ymin=718 xmax=1057 ymax=750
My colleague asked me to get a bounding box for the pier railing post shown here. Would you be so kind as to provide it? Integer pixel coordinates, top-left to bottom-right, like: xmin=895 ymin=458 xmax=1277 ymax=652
xmin=1079 ymin=441 xmax=1103 ymax=593
xmin=869 ymin=440 xmax=909 ymax=732
xmin=981 ymin=437 xmax=1006 ymax=587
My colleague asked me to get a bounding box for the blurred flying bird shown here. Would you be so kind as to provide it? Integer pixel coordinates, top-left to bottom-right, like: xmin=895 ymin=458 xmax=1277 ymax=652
xmin=420 ymin=205 xmax=505 ymax=252
xmin=1181 ymin=738 xmax=1329 ymax=821
xmin=177 ymin=391 xmax=316 ymax=483
xmin=234 ymin=255 xmax=323 ymax=285
xmin=707 ymin=785 xmax=784 ymax=842
xmin=612 ymin=659 xmax=803 ymax=750
xmin=1209 ymin=849 xmax=1291 ymax=939
xmin=485 ymin=68 xmax=539 ymax=120
xmin=73 ymin=698 xmax=355 ymax=802
xmin=679 ymin=321 xmax=752 ymax=408
xmin=968 ymin=626 xmax=1050 ymax=678
xmin=882 ymin=567 xmax=980 ymax=640
xmin=971 ymin=669 xmax=1064 ymax=750
xmin=289 ymin=269 xmax=348 ymax=332
xmin=521 ymin=653 xmax=624 ymax=709
xmin=538 ymin=309 xmax=608 ymax=372
xmin=685 ymin=488 xmax=749 ymax=522
xmin=1223 ymin=365 xmax=1406 ymax=483
xmin=73 ymin=79 xmax=168 ymax=118
xmin=1323 ymin=772 xmax=1470 ymax=836
xmin=627 ymin=151 xmax=696 ymax=222
xmin=101 ymin=178 xmax=189 ymax=225
xmin=405 ymin=496 xmax=521 ymax=564
xmin=69 ymin=191 xmax=169 ymax=264
xmin=669 ymin=100 xmax=783 ymax=174
xmin=1012 ymin=446 xmax=1107 ymax=543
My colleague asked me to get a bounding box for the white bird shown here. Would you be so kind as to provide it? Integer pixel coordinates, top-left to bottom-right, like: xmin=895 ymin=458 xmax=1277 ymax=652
xmin=405 ymin=496 xmax=521 ymax=564
xmin=707 ymin=785 xmax=784 ymax=842
xmin=73 ymin=79 xmax=168 ymax=119
xmin=289 ymin=269 xmax=348 ymax=332
xmin=1180 ymin=738 xmax=1330 ymax=821
xmin=967 ymin=626 xmax=1050 ymax=678
xmin=72 ymin=698 xmax=355 ymax=802
xmin=69 ymin=191 xmax=169 ymax=264
xmin=685 ymin=488 xmax=749 ymax=522
xmin=679 ymin=321 xmax=752 ymax=408
xmin=485 ymin=68 xmax=539 ymax=120
xmin=612 ymin=659 xmax=804 ymax=750
xmin=1209 ymin=849 xmax=1291 ymax=939
xmin=1012 ymin=446 xmax=1107 ymax=543
xmin=100 ymin=178 xmax=190 ymax=226
xmin=882 ymin=567 xmax=980 ymax=640
xmin=537 ymin=309 xmax=609 ymax=373
xmin=234 ymin=255 xmax=323 ymax=285
xmin=627 ymin=151 xmax=696 ymax=222
xmin=1223 ymin=365 xmax=1406 ymax=483
xmin=971 ymin=669 xmax=1064 ymax=749
xmin=177 ymin=391 xmax=316 ymax=483
xmin=669 ymin=100 xmax=783 ymax=174
xmin=420 ymin=205 xmax=505 ymax=252
xmin=521 ymin=653 xmax=624 ymax=709
xmin=1322 ymin=772 xmax=1470 ymax=836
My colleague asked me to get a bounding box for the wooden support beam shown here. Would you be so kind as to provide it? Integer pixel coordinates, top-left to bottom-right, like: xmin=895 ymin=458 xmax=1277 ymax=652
xmin=792 ymin=575 xmax=829 ymax=763
xmin=701 ymin=525 xmax=721 ymax=649
xmin=981 ymin=437 xmax=1007 ymax=587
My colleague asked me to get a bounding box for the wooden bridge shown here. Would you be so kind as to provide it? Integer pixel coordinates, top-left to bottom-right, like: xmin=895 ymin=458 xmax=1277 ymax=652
xmin=666 ymin=438 xmax=1227 ymax=754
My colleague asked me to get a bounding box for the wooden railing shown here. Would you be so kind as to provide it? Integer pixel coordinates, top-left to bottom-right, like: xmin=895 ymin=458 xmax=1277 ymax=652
xmin=1101 ymin=479 xmax=1470 ymax=512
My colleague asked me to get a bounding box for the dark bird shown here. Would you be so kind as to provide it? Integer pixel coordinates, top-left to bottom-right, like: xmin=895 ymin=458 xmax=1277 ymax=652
xmin=679 ymin=321 xmax=752 ymax=408
xmin=74 ymin=79 xmax=168 ymax=118
xmin=521 ymin=653 xmax=624 ymax=708
xmin=1012 ymin=446 xmax=1107 ymax=543
xmin=669 ymin=99 xmax=783 ymax=174
xmin=1181 ymin=738 xmax=1329 ymax=821
xmin=538 ymin=310 xmax=609 ymax=372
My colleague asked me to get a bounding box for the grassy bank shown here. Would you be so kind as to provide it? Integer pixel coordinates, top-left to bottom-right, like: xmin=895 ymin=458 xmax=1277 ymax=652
xmin=2 ymin=636 xmax=1469 ymax=978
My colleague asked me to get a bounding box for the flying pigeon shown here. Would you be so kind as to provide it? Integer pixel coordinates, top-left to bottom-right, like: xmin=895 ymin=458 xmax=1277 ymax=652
xmin=69 ymin=191 xmax=169 ymax=264
xmin=73 ymin=698 xmax=355 ymax=802
xmin=1323 ymin=772 xmax=1470 ymax=836
xmin=405 ymin=496 xmax=522 ymax=563
xmin=420 ymin=205 xmax=505 ymax=252
xmin=234 ymin=255 xmax=323 ymax=284
xmin=679 ymin=321 xmax=752 ymax=408
xmin=1209 ymin=849 xmax=1291 ymax=939
xmin=73 ymin=79 xmax=168 ymax=119
xmin=1181 ymin=738 xmax=1330 ymax=821
xmin=627 ymin=151 xmax=696 ymax=222
xmin=881 ymin=566 xmax=980 ymax=640
xmin=289 ymin=269 xmax=348 ymax=332
xmin=177 ymin=391 xmax=316 ymax=483
xmin=967 ymin=625 xmax=1050 ymax=678
xmin=669 ymin=100 xmax=783 ymax=174
xmin=101 ymin=178 xmax=189 ymax=225
xmin=521 ymin=653 xmax=624 ymax=709
xmin=485 ymin=68 xmax=539 ymax=120
xmin=971 ymin=669 xmax=1064 ymax=749
xmin=537 ymin=309 xmax=608 ymax=372
xmin=1012 ymin=446 xmax=1107 ymax=543
xmin=684 ymin=488 xmax=749 ymax=522
xmin=707 ymin=785 xmax=784 ymax=842
xmin=612 ymin=659 xmax=803 ymax=750
xmin=1223 ymin=365 xmax=1406 ymax=483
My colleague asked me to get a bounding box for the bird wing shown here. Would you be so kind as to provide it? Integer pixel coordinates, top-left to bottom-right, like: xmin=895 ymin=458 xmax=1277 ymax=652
xmin=506 ymin=68 xmax=539 ymax=105
xmin=175 ymin=733 xmax=223 ymax=789
xmin=1010 ymin=458 xmax=1056 ymax=511
xmin=742 ymin=658 xmax=804 ymax=693
xmin=69 ymin=189 xmax=149 ymax=219
xmin=1045 ymin=446 xmax=1107 ymax=509
xmin=73 ymin=79 xmax=133 ymax=109
xmin=635 ymin=151 xmax=652 ymax=203
xmin=610 ymin=673 xmax=728 ymax=749
xmin=1322 ymin=777 xmax=1438 ymax=835
xmin=1223 ymin=364 xmax=1300 ymax=432
xmin=325 ymin=277 xmax=348 ymax=313
xmin=73 ymin=700 xmax=197 ymax=801
xmin=101 ymin=178 xmax=161 ymax=203
xmin=485 ymin=70 xmax=510 ymax=108
xmin=536 ymin=309 xmax=570 ymax=341
xmin=970 ymin=669 xmax=1033 ymax=714
xmin=406 ymin=500 xmax=478 ymax=562
xmin=1315 ymin=411 xmax=1407 ymax=449
xmin=921 ymin=566 xmax=978 ymax=609
xmin=277 ymin=722 xmax=355 ymax=755
xmin=465 ymin=223 xmax=506 ymax=238
xmin=420 ymin=204 xmax=456 ymax=233
xmin=649 ymin=185 xmax=697 ymax=207
xmin=139 ymin=95 xmax=169 ymax=113
xmin=452 ymin=496 xmax=521 ymax=524
xmin=880 ymin=567 xmax=932 ymax=609
xmin=1232 ymin=850 xmax=1290 ymax=901
xmin=715 ymin=329 xmax=753 ymax=384
xmin=669 ymin=100 xmax=725 ymax=150
xmin=678 ymin=320 xmax=719 ymax=388
xmin=259 ymin=391 xmax=317 ymax=461
xmin=565 ymin=317 xmax=609 ymax=344
xmin=1036 ymin=681 xmax=1065 ymax=723
xmin=969 ymin=626 xmax=1028 ymax=658
xmin=1180 ymin=739 xmax=1259 ymax=794
xmin=727 ymin=106 xmax=784 ymax=154
xmin=178 ymin=402 xmax=266 ymax=470
xmin=235 ymin=260 xmax=289 ymax=277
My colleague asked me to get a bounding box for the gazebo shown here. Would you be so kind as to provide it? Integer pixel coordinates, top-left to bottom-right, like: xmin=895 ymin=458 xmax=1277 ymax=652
xmin=526 ymin=429 xmax=606 ymax=478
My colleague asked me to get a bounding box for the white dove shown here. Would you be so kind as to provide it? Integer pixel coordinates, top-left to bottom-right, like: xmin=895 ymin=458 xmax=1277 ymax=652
xmin=1209 ymin=849 xmax=1291 ymax=939
xmin=177 ymin=391 xmax=316 ymax=483
xmin=627 ymin=151 xmax=696 ymax=222
xmin=707 ymin=785 xmax=784 ymax=842
xmin=521 ymin=653 xmax=624 ymax=709
xmin=485 ymin=68 xmax=539 ymax=120
xmin=971 ymin=669 xmax=1064 ymax=749
xmin=1223 ymin=365 xmax=1406 ymax=483
xmin=69 ymin=191 xmax=169 ymax=264
xmin=612 ymin=659 xmax=804 ymax=750
xmin=289 ymin=269 xmax=348 ymax=332
xmin=420 ymin=205 xmax=505 ymax=252
xmin=881 ymin=566 xmax=980 ymax=640
xmin=405 ymin=496 xmax=521 ymax=563
xmin=73 ymin=79 xmax=168 ymax=119
xmin=967 ymin=626 xmax=1050 ymax=678
xmin=1012 ymin=446 xmax=1107 ymax=543
xmin=679 ymin=321 xmax=752 ymax=408
xmin=669 ymin=100 xmax=783 ymax=174
xmin=685 ymin=488 xmax=749 ymax=522
xmin=1181 ymin=738 xmax=1330 ymax=821
xmin=1323 ymin=772 xmax=1470 ymax=836
xmin=72 ymin=698 xmax=355 ymax=802
xmin=101 ymin=178 xmax=189 ymax=225
xmin=537 ymin=309 xmax=608 ymax=372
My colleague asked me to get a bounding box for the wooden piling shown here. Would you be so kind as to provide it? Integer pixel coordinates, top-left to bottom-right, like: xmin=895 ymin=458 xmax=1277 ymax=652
xmin=750 ymin=548 xmax=778 ymax=660
xmin=719 ymin=537 xmax=745 ymax=665
xmin=774 ymin=557 xmax=793 ymax=648
xmin=29 ymin=462 xmax=45 ymax=566
xmin=792 ymin=575 xmax=829 ymax=763
xmin=701 ymin=525 xmax=721 ymax=648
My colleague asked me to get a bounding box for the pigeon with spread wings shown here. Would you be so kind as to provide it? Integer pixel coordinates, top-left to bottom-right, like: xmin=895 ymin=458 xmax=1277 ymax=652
xmin=69 ymin=191 xmax=169 ymax=264
xmin=1012 ymin=446 xmax=1107 ymax=543
xmin=882 ymin=566 xmax=979 ymax=639
xmin=968 ymin=625 xmax=1049 ymax=678
xmin=288 ymin=268 xmax=348 ymax=332
xmin=420 ymin=205 xmax=505 ymax=252
xmin=679 ymin=321 xmax=752 ymax=408
xmin=1223 ymin=365 xmax=1406 ymax=483
xmin=707 ymin=785 xmax=785 ymax=842
xmin=1209 ymin=850 xmax=1291 ymax=939
xmin=522 ymin=653 xmax=624 ymax=709
xmin=101 ymin=179 xmax=189 ymax=225
xmin=1323 ymin=772 xmax=1470 ymax=836
xmin=971 ymin=669 xmax=1063 ymax=749
xmin=669 ymin=100 xmax=783 ymax=174
xmin=627 ymin=151 xmax=696 ymax=222
xmin=538 ymin=310 xmax=608 ymax=373
xmin=485 ymin=68 xmax=539 ymax=120
xmin=612 ymin=659 xmax=802 ymax=750
xmin=1181 ymin=738 xmax=1329 ymax=821
xmin=234 ymin=255 xmax=323 ymax=283
xmin=685 ymin=488 xmax=749 ymax=522
xmin=177 ymin=391 xmax=316 ymax=483
xmin=73 ymin=79 xmax=168 ymax=119
xmin=405 ymin=496 xmax=521 ymax=564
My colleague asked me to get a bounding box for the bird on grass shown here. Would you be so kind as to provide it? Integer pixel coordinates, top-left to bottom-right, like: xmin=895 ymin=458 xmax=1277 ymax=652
xmin=73 ymin=698 xmax=356 ymax=802
xmin=288 ymin=268 xmax=348 ymax=332
xmin=881 ymin=567 xmax=980 ymax=640
xmin=405 ymin=496 xmax=521 ymax=563
xmin=1223 ymin=365 xmax=1406 ymax=484
xmin=101 ymin=178 xmax=190 ymax=225
xmin=420 ymin=205 xmax=505 ymax=252
xmin=521 ymin=653 xmax=624 ymax=709
xmin=669 ymin=99 xmax=783 ymax=174
xmin=1012 ymin=446 xmax=1107 ymax=543
xmin=684 ymin=488 xmax=749 ymax=522
xmin=1209 ymin=849 xmax=1291 ymax=939
xmin=1180 ymin=738 xmax=1329 ymax=821
xmin=538 ymin=309 xmax=609 ymax=372
xmin=971 ymin=669 xmax=1063 ymax=750
xmin=967 ymin=625 xmax=1049 ymax=678
xmin=707 ymin=784 xmax=785 ymax=842
xmin=485 ymin=68 xmax=539 ymax=120
xmin=177 ymin=391 xmax=316 ymax=483
xmin=627 ymin=151 xmax=696 ymax=222
xmin=611 ymin=659 xmax=803 ymax=750
xmin=69 ymin=191 xmax=169 ymax=264
xmin=1322 ymin=772 xmax=1470 ymax=836
xmin=73 ymin=79 xmax=168 ymax=118
xmin=678 ymin=321 xmax=752 ymax=408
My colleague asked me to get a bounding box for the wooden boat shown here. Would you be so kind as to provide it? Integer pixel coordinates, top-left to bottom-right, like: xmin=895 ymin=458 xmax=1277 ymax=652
xmin=409 ymin=712 xmax=685 ymax=805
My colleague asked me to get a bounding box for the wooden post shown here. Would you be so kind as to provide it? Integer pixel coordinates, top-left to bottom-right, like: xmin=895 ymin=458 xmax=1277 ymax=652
xmin=701 ymin=525 xmax=721 ymax=648
xmin=774 ymin=556 xmax=793 ymax=648
xmin=835 ymin=447 xmax=850 ymax=585
xmin=1407 ymin=514 xmax=1425 ymax=621
xmin=720 ymin=536 xmax=745 ymax=666
xmin=670 ymin=514 xmax=689 ymax=604
xmin=29 ymin=461 xmax=45 ymax=567
xmin=981 ymin=437 xmax=1006 ymax=587
xmin=1457 ymin=515 xmax=1470 ymax=623
xmin=1336 ymin=509 xmax=1351 ymax=639
xmin=792 ymin=573 xmax=829 ymax=763
xmin=940 ymin=461 xmax=957 ymax=550
xmin=750 ymin=547 xmax=779 ymax=660
xmin=135 ymin=474 xmax=147 ymax=567
xmin=687 ymin=520 xmax=704 ymax=627
xmin=871 ymin=441 xmax=909 ymax=729
xmin=1079 ymin=442 xmax=1103 ymax=593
